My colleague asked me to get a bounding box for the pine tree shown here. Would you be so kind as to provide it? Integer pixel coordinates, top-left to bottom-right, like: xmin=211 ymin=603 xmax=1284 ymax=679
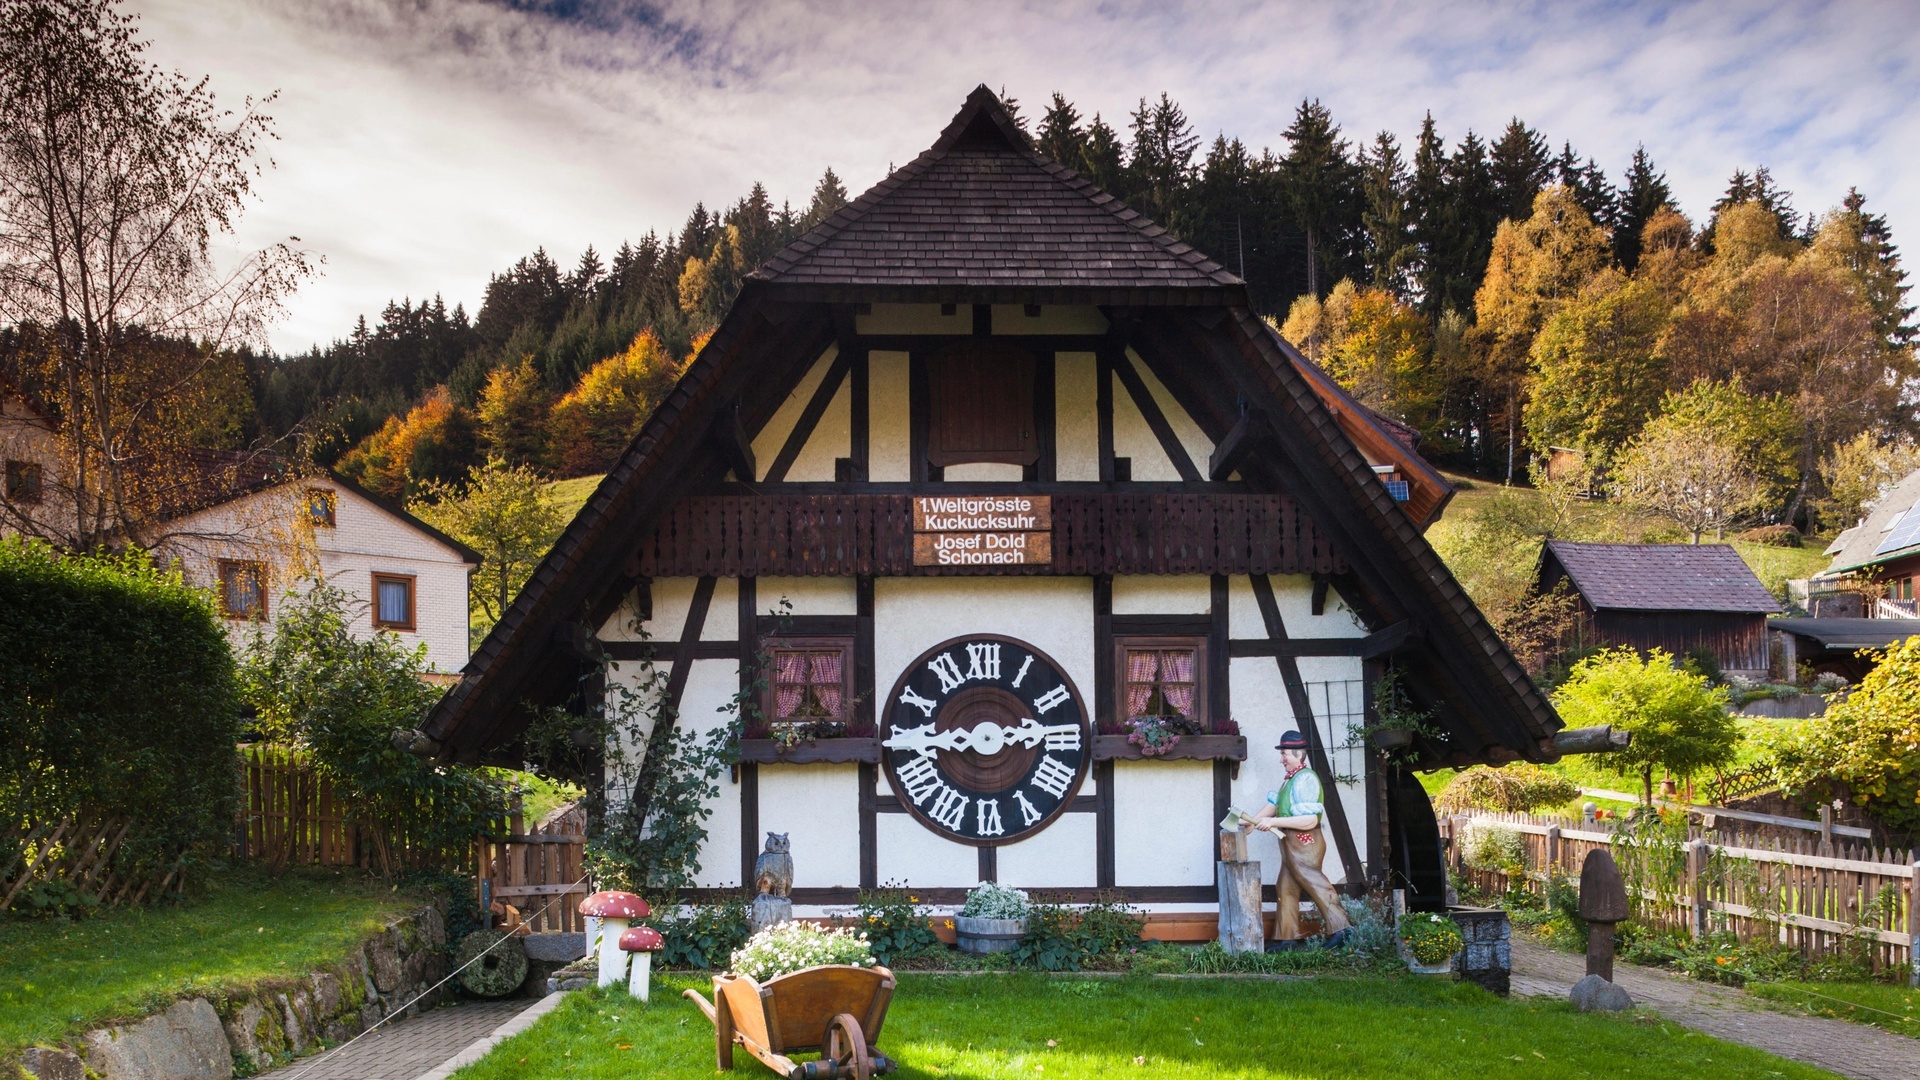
xmin=1078 ymin=114 xmax=1127 ymax=196
xmin=1615 ymin=146 xmax=1674 ymax=270
xmin=1490 ymin=118 xmax=1553 ymax=223
xmin=1554 ymin=142 xmax=1617 ymax=233
xmin=799 ymin=168 xmax=848 ymax=232
xmin=1409 ymin=113 xmax=1451 ymax=314
xmin=1437 ymin=128 xmax=1496 ymax=315
xmin=1280 ymin=98 xmax=1362 ymax=298
xmin=1360 ymin=131 xmax=1417 ymax=298
xmin=1126 ymin=93 xmax=1200 ymax=232
xmin=1708 ymin=165 xmax=1798 ymax=246
xmin=1036 ymin=93 xmax=1083 ymax=168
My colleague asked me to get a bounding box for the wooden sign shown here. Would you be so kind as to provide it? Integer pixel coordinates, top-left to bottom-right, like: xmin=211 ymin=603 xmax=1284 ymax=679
xmin=912 ymin=495 xmax=1052 ymax=567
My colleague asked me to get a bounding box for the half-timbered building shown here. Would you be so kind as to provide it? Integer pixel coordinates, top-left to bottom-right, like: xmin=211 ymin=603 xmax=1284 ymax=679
xmin=413 ymin=88 xmax=1569 ymax=926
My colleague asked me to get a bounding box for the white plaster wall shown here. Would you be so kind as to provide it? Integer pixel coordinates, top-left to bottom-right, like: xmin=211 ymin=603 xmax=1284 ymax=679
xmin=856 ymin=304 xmax=970 ymax=335
xmin=997 ymin=814 xmax=1097 ymax=887
xmin=943 ymin=463 xmax=1024 ymax=481
xmin=1127 ymin=349 xmax=1214 ymax=473
xmin=786 ymin=377 xmax=849 ymax=482
xmin=629 ymin=577 xmax=697 ymax=643
xmin=702 ymin=578 xmax=740 ymax=642
xmin=751 ymin=346 xmax=838 ymax=481
xmin=1112 ymin=760 xmax=1215 ymax=886
xmin=1111 ymin=370 xmax=1181 ymax=481
xmin=677 ymin=659 xmax=746 ymax=888
xmin=989 ymin=305 xmax=1108 ymax=335
xmin=757 ymin=765 xmax=862 ymax=888
xmin=877 ymin=815 xmax=978 ymax=887
xmin=757 ymin=576 xmax=858 ymax=616
xmin=1054 ymin=353 xmax=1099 ymax=482
xmin=1112 ymin=575 xmax=1211 ymax=615
xmin=868 ymin=352 xmax=911 ymax=482
xmin=1226 ymin=574 xmax=1367 ymax=640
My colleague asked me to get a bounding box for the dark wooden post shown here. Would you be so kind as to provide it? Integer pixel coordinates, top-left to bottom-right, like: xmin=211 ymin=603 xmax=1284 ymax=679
xmin=1578 ymin=849 xmax=1629 ymax=982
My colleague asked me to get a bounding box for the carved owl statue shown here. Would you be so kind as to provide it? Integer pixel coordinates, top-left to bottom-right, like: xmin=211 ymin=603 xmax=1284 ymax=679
xmin=753 ymin=832 xmax=793 ymax=898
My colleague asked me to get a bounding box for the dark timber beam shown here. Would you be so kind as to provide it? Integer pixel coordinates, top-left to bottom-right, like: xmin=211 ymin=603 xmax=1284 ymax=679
xmin=1110 ymin=347 xmax=1203 ymax=482
xmin=764 ymin=347 xmax=854 ymax=483
xmin=1359 ymin=620 xmax=1424 ymax=659
xmin=1208 ymin=405 xmax=1264 ymax=481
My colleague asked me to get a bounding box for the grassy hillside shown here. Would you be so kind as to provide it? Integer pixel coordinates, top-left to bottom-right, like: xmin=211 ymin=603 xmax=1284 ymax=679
xmin=546 ymin=473 xmax=604 ymax=523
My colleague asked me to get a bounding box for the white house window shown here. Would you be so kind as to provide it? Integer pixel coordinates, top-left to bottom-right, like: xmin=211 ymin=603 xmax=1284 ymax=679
xmin=219 ymin=560 xmax=267 ymax=620
xmin=372 ymin=573 xmax=415 ymax=631
xmin=1116 ymin=637 xmax=1207 ymax=726
xmin=307 ymin=487 xmax=336 ymax=527
xmin=770 ymin=642 xmax=850 ymax=720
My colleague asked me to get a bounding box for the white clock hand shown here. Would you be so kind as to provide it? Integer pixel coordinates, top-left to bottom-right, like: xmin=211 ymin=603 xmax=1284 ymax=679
xmin=885 ymin=717 xmax=1083 ymax=758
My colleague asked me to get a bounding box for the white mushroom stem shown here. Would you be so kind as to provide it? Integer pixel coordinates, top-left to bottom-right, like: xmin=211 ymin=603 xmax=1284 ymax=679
xmin=596 ymin=917 xmax=633 ymax=987
xmin=627 ymin=951 xmax=653 ymax=1001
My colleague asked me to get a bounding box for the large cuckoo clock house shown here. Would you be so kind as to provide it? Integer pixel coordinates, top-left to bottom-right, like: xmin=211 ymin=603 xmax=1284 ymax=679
xmin=413 ymin=87 xmax=1579 ymax=931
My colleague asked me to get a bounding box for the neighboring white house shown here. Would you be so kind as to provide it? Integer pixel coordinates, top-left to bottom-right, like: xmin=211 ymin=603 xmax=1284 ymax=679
xmin=155 ymin=472 xmax=480 ymax=675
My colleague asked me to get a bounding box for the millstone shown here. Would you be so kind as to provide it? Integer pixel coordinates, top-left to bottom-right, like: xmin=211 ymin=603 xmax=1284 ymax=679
xmin=454 ymin=929 xmax=529 ymax=998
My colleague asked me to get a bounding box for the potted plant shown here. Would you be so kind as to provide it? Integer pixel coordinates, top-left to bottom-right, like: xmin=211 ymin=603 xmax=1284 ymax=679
xmin=1367 ymin=670 xmax=1439 ymax=754
xmin=1398 ymin=911 xmax=1463 ymax=974
xmin=728 ymin=920 xmax=877 ymax=980
xmin=953 ymin=883 xmax=1030 ymax=954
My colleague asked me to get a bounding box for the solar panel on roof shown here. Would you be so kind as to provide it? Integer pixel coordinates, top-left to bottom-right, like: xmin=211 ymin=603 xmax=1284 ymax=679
xmin=1874 ymin=507 xmax=1920 ymax=556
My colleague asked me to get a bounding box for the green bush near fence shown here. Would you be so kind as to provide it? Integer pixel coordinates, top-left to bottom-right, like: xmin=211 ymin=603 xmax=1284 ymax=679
xmin=0 ymin=539 xmax=242 ymax=907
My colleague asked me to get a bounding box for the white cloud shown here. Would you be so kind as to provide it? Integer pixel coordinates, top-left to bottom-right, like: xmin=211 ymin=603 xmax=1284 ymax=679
xmin=128 ymin=0 xmax=1920 ymax=353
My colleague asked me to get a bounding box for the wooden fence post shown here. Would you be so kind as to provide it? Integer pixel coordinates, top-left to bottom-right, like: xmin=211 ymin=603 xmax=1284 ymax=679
xmin=1909 ymin=860 xmax=1920 ymax=989
xmin=1687 ymin=839 xmax=1710 ymax=941
xmin=1545 ymin=824 xmax=1562 ymax=872
xmin=1820 ymin=805 xmax=1834 ymax=852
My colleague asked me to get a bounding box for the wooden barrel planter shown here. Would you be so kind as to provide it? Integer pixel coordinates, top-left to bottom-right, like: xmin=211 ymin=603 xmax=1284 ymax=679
xmin=953 ymin=916 xmax=1026 ymax=954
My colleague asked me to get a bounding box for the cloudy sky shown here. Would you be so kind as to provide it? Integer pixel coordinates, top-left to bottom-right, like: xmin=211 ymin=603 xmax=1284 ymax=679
xmin=131 ymin=0 xmax=1920 ymax=355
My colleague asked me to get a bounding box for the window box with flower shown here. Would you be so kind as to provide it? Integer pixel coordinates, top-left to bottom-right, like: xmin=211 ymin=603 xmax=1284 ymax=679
xmin=738 ymin=638 xmax=880 ymax=763
xmin=1095 ymin=637 xmax=1246 ymax=761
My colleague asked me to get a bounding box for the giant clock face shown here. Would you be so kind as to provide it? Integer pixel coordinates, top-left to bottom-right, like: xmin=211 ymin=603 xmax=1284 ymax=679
xmin=881 ymin=635 xmax=1090 ymax=845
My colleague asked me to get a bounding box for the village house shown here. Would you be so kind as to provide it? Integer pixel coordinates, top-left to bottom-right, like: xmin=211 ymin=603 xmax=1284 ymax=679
xmin=1815 ymin=469 xmax=1920 ymax=619
xmin=408 ymin=89 xmax=1581 ymax=934
xmin=1535 ymin=540 xmax=1781 ymax=679
xmin=2 ymin=384 xmax=477 ymax=674
xmin=154 ymin=471 xmax=479 ymax=675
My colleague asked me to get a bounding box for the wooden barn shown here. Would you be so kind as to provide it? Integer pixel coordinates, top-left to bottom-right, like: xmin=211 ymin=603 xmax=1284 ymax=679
xmin=1536 ymin=540 xmax=1781 ymax=677
xmin=409 ymin=88 xmax=1578 ymax=935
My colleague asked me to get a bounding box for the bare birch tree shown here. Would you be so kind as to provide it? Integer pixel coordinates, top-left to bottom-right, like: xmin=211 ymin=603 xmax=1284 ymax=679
xmin=0 ymin=0 xmax=313 ymax=548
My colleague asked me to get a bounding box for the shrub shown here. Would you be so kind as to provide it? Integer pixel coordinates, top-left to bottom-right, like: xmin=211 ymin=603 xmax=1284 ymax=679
xmin=1553 ymin=647 xmax=1739 ymax=805
xmin=238 ymin=584 xmax=509 ymax=870
xmin=1012 ymin=895 xmax=1143 ymax=971
xmin=1770 ymin=635 xmax=1920 ymax=833
xmin=854 ymin=886 xmax=939 ymax=964
xmin=0 ymin=539 xmax=241 ymax=901
xmin=1436 ymin=764 xmax=1580 ymax=813
xmin=1460 ymin=822 xmax=1528 ymax=875
xmin=1398 ymin=912 xmax=1463 ymax=964
xmin=646 ymin=898 xmax=752 ymax=970
xmin=1735 ymin=524 xmax=1802 ymax=548
xmin=729 ymin=921 xmax=874 ymax=980
xmin=959 ymin=882 xmax=1031 ymax=920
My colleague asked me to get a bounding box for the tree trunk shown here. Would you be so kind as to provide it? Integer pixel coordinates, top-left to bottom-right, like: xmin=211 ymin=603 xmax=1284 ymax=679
xmin=1642 ymin=766 xmax=1655 ymax=807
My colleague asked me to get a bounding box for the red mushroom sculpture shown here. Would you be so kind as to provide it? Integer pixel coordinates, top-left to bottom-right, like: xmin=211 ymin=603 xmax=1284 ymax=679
xmin=579 ymin=891 xmax=650 ymax=987
xmin=619 ymin=925 xmax=666 ymax=1001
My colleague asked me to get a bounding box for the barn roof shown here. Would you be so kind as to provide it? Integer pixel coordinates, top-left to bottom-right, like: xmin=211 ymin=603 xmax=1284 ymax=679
xmin=1542 ymin=540 xmax=1781 ymax=614
xmin=749 ymin=85 xmax=1244 ymax=304
xmin=1770 ymin=617 xmax=1920 ymax=650
xmin=415 ymin=88 xmax=1559 ymax=768
xmin=1820 ymin=470 xmax=1920 ymax=576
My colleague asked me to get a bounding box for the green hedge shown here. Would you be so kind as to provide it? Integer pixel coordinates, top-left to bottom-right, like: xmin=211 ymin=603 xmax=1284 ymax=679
xmin=0 ymin=539 xmax=241 ymax=890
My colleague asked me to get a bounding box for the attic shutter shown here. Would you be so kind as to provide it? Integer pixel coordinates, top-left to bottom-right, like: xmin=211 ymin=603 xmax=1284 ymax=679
xmin=925 ymin=341 xmax=1038 ymax=467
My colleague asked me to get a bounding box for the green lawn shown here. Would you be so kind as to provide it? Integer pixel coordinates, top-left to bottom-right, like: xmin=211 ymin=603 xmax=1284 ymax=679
xmin=453 ymin=975 xmax=1838 ymax=1080
xmin=0 ymin=868 xmax=423 ymax=1053
xmin=1747 ymin=980 xmax=1920 ymax=1039
xmin=546 ymin=474 xmax=605 ymax=523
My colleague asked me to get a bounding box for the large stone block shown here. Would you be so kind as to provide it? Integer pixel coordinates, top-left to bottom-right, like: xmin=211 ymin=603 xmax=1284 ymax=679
xmin=1570 ymin=973 xmax=1634 ymax=1012
xmin=367 ymin=928 xmax=404 ymax=992
xmin=82 ymin=998 xmax=232 ymax=1080
xmin=18 ymin=1047 xmax=85 ymax=1080
xmin=220 ymin=996 xmax=286 ymax=1071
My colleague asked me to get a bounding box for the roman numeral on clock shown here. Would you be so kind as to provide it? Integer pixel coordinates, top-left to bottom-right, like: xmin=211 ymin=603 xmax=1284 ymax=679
xmin=926 ymin=652 xmax=965 ymax=694
xmin=1031 ymin=684 xmax=1072 ymax=714
xmin=896 ymin=753 xmax=943 ymax=804
xmin=964 ymin=642 xmax=1001 ymax=682
xmin=929 ymin=787 xmax=969 ymax=831
xmin=1029 ymin=755 xmax=1076 ymax=799
xmin=976 ymin=798 xmax=1005 ymax=837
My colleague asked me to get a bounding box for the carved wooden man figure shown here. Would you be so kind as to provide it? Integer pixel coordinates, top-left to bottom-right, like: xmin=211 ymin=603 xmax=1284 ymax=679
xmin=1247 ymin=730 xmax=1352 ymax=950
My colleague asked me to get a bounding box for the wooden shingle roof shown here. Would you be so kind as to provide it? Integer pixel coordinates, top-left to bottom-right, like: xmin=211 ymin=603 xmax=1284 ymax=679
xmin=1543 ymin=540 xmax=1781 ymax=614
xmin=750 ymin=85 xmax=1244 ymax=304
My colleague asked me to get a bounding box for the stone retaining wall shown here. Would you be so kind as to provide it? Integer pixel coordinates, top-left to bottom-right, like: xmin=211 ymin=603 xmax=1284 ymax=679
xmin=17 ymin=904 xmax=447 ymax=1080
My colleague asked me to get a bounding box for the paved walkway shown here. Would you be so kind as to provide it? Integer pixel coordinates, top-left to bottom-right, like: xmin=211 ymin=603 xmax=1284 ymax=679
xmin=1511 ymin=939 xmax=1920 ymax=1080
xmin=273 ymin=999 xmax=532 ymax=1080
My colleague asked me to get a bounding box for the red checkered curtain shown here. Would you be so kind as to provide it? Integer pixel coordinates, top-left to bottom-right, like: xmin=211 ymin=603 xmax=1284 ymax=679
xmin=1125 ymin=650 xmax=1158 ymax=716
xmin=809 ymin=651 xmax=844 ymax=717
xmin=775 ymin=650 xmax=808 ymax=718
xmin=1160 ymin=649 xmax=1196 ymax=716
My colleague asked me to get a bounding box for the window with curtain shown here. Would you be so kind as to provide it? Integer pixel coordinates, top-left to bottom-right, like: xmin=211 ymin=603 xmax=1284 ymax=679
xmin=372 ymin=573 xmax=415 ymax=630
xmin=218 ymin=560 xmax=267 ymax=620
xmin=768 ymin=641 xmax=852 ymax=722
xmin=307 ymin=487 xmax=336 ymax=527
xmin=1117 ymin=638 xmax=1206 ymax=725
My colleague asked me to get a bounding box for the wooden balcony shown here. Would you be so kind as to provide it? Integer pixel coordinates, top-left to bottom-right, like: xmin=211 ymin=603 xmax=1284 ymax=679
xmin=633 ymin=493 xmax=1344 ymax=578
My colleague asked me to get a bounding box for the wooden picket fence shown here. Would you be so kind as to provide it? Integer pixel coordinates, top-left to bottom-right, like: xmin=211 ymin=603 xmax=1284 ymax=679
xmin=1 ymin=813 xmax=184 ymax=912
xmin=475 ymin=806 xmax=588 ymax=932
xmin=1444 ymin=810 xmax=1920 ymax=979
xmin=236 ymin=745 xmax=505 ymax=875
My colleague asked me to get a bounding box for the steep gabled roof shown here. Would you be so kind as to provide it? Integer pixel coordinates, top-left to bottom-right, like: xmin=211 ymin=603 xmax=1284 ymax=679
xmin=750 ymin=85 xmax=1244 ymax=304
xmin=1542 ymin=540 xmax=1780 ymax=614
xmin=416 ymin=88 xmax=1560 ymax=767
xmin=1821 ymin=469 xmax=1920 ymax=577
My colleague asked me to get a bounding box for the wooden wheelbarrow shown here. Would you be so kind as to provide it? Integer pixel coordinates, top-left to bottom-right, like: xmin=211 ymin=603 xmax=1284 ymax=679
xmin=683 ymin=964 xmax=898 ymax=1080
